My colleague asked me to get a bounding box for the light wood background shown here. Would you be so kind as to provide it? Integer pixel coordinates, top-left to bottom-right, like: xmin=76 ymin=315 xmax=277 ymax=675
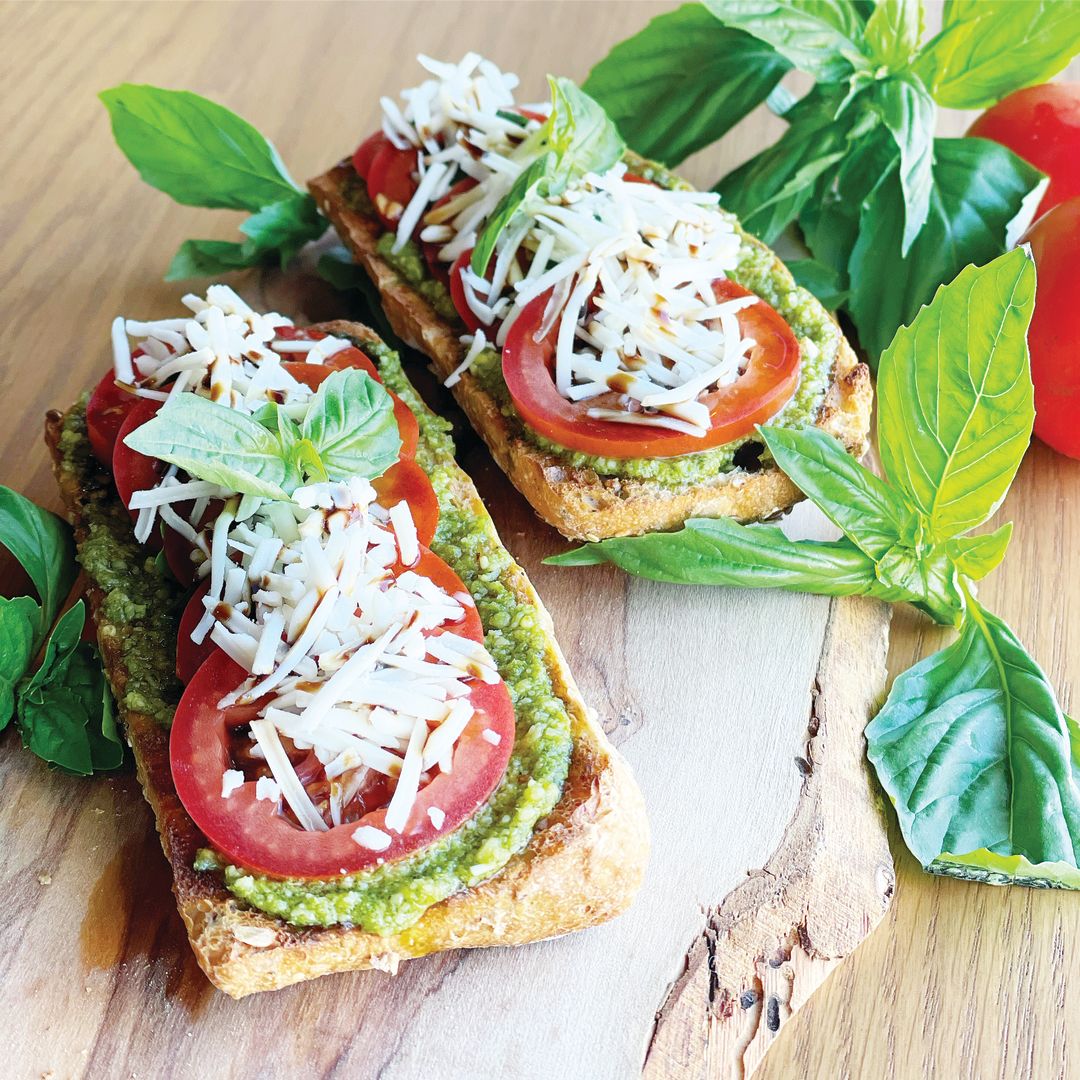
xmin=0 ymin=2 xmax=1075 ymax=1078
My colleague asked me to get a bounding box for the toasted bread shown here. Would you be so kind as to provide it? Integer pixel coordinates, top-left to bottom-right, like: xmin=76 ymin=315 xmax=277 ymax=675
xmin=309 ymin=163 xmax=872 ymax=542
xmin=45 ymin=320 xmax=647 ymax=998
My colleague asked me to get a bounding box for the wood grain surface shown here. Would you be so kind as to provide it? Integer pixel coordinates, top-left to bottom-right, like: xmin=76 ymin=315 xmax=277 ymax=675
xmin=0 ymin=2 xmax=1075 ymax=1079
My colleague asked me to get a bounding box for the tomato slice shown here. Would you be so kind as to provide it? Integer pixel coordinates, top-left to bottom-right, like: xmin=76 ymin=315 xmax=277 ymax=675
xmin=373 ymin=459 xmax=439 ymax=547
xmin=502 ymin=279 xmax=801 ymax=458
xmin=367 ymin=141 xmax=419 ymax=230
xmin=87 ymin=368 xmax=138 ymax=466
xmin=352 ymin=131 xmax=389 ymax=182
xmin=112 ymin=398 xmax=165 ymax=545
xmin=177 ymin=580 xmax=215 ymax=683
xmin=421 ymin=178 xmax=478 ymax=287
xmin=395 ymin=546 xmax=484 ymax=641
xmin=449 ymin=248 xmax=486 ymax=334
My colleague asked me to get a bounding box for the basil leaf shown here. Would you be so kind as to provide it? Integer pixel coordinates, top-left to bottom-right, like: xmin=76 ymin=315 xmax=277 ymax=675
xmin=914 ymin=0 xmax=1080 ymax=110
xmin=875 ymin=543 xmax=964 ymax=627
xmin=846 ymin=137 xmax=1043 ymax=361
xmin=582 ymin=4 xmax=790 ymax=166
xmin=759 ymin=426 xmax=916 ymax=561
xmin=239 ymin=193 xmax=325 ymax=267
xmin=0 ymin=596 xmax=38 ymax=729
xmin=99 ymin=84 xmax=301 ymax=211
xmin=871 ymin=74 xmax=935 ymax=255
xmin=547 ymin=517 xmax=923 ymax=606
xmin=166 ymin=239 xmax=252 ymax=281
xmin=0 ymin=485 xmax=76 ymax=645
xmin=946 ymin=523 xmax=1013 ymax=581
xmin=876 ymin=247 xmax=1036 ymax=540
xmin=301 ymin=369 xmax=401 ymax=480
xmin=786 ymin=258 xmax=849 ymax=309
xmin=704 ymin=0 xmax=871 ymax=83
xmin=863 ymin=0 xmax=924 ymax=68
xmin=471 ymin=154 xmax=552 ymax=276
xmin=16 ymin=602 xmax=123 ymax=776
xmin=543 ymin=77 xmax=626 ymax=175
xmin=123 ymin=393 xmax=294 ymax=500
xmin=867 ymin=599 xmax=1080 ymax=875
xmin=716 ymin=87 xmax=854 ymax=243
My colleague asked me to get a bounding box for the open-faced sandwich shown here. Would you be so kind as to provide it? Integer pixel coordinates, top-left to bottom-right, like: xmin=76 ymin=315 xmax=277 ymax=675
xmin=310 ymin=54 xmax=872 ymax=541
xmin=46 ymin=285 xmax=646 ymax=997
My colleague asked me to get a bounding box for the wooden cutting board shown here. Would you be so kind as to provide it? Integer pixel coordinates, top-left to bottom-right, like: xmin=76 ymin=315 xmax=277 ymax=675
xmin=2 ymin=265 xmax=892 ymax=1080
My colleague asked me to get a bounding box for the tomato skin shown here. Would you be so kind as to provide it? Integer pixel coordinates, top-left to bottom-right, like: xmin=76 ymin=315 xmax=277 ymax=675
xmin=112 ymin=398 xmax=165 ymax=548
xmin=449 ymin=249 xmax=486 ymax=334
xmin=87 ymin=369 xmax=137 ymax=466
xmin=421 ymin=178 xmax=478 ymax=287
xmin=373 ymin=459 xmax=439 ymax=547
xmin=177 ymin=581 xmax=216 ymax=683
xmin=366 ymin=141 xmax=419 ymax=230
xmin=502 ymin=279 xmax=801 ymax=458
xmin=969 ymin=84 xmax=1080 ymax=219
xmin=352 ymin=131 xmax=388 ymax=181
xmin=1020 ymin=197 xmax=1080 ymax=459
xmin=170 ymin=620 xmax=511 ymax=879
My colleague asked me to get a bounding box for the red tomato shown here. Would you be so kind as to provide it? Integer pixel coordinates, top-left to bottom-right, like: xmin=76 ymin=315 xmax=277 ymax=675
xmin=176 ymin=581 xmax=215 ymax=683
xmin=373 ymin=459 xmax=439 ymax=547
xmin=421 ymin=178 xmax=478 ymax=287
xmin=397 ymin=546 xmax=484 ymax=641
xmin=502 ymin=279 xmax=801 ymax=458
xmin=449 ymin=249 xmax=486 ymax=334
xmin=352 ymin=131 xmax=389 ymax=181
xmin=170 ymin=586 xmax=509 ymax=878
xmin=112 ymin=398 xmax=165 ymax=546
xmin=86 ymin=369 xmax=138 ymax=466
xmin=1020 ymin=197 xmax=1080 ymax=458
xmin=969 ymin=84 xmax=1080 ymax=219
xmin=366 ymin=142 xmax=418 ymax=230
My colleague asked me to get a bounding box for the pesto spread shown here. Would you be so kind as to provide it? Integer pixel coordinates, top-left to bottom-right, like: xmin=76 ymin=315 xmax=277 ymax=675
xmin=62 ymin=345 xmax=573 ymax=934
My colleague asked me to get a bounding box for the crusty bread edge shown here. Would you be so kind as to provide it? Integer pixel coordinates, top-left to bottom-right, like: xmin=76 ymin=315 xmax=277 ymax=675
xmin=44 ymin=321 xmax=647 ymax=998
xmin=310 ymin=164 xmax=872 ymax=541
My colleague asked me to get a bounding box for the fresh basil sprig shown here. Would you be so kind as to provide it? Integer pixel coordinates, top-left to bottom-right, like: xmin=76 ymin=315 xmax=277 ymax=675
xmin=551 ymin=249 xmax=1080 ymax=888
xmin=0 ymin=487 xmax=122 ymax=775
xmin=585 ymin=0 xmax=1078 ymax=362
xmin=100 ymin=85 xmax=326 ymax=280
xmin=124 ymin=368 xmax=401 ymax=498
xmin=470 ymin=77 xmax=626 ymax=275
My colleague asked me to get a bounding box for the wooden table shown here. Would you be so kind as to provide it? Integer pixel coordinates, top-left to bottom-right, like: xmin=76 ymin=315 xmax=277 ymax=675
xmin=1 ymin=2 xmax=1075 ymax=1077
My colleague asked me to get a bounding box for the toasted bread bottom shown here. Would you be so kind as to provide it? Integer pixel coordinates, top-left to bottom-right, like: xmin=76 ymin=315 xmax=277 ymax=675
xmin=45 ymin=322 xmax=647 ymax=997
xmin=310 ymin=164 xmax=873 ymax=541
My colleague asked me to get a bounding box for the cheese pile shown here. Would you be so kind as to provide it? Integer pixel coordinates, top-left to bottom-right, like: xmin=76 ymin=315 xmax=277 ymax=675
xmin=115 ymin=288 xmax=502 ymax=846
xmin=381 ymin=56 xmax=758 ymax=436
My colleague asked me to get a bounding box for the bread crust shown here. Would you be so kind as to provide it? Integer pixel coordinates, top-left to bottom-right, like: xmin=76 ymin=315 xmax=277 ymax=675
xmin=309 ymin=163 xmax=872 ymax=541
xmin=45 ymin=322 xmax=647 ymax=998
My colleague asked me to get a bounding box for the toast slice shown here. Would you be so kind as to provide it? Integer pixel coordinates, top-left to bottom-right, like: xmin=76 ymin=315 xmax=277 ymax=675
xmin=310 ymin=163 xmax=873 ymax=542
xmin=46 ymin=319 xmax=647 ymax=998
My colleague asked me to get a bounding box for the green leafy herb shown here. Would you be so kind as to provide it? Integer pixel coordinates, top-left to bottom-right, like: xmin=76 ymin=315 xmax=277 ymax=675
xmin=866 ymin=594 xmax=1080 ymax=879
xmin=124 ymin=372 xmax=400 ymax=496
xmin=0 ymin=486 xmax=120 ymax=774
xmin=471 ymin=77 xmax=625 ymax=275
xmin=876 ymin=247 xmax=1035 ymax=540
xmin=785 ymin=258 xmax=849 ymax=309
xmin=586 ymin=0 xmax=1071 ymax=365
xmin=301 ymin=368 xmax=401 ymax=480
xmin=581 ymin=3 xmax=790 ymax=166
xmin=101 ymin=84 xmax=325 ymax=279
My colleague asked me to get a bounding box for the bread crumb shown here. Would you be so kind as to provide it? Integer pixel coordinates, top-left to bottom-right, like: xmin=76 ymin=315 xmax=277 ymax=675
xmin=233 ymin=925 xmax=277 ymax=948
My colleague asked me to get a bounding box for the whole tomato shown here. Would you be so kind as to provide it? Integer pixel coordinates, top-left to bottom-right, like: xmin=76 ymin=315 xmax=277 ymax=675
xmin=969 ymin=83 xmax=1080 ymax=218
xmin=1020 ymin=197 xmax=1080 ymax=459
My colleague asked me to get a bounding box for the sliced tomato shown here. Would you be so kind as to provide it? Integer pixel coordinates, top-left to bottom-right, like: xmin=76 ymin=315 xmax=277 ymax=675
xmin=367 ymin=141 xmax=418 ymax=230
xmin=395 ymin=546 xmax=483 ymax=641
xmin=177 ymin=581 xmax=216 ymax=683
xmin=449 ymin=248 xmax=486 ymax=334
xmin=516 ymin=108 xmax=548 ymax=125
xmin=87 ymin=368 xmax=138 ymax=466
xmin=170 ymin=631 xmax=510 ymax=878
xmin=502 ymin=279 xmax=800 ymax=458
xmin=352 ymin=131 xmax=389 ymax=181
xmin=373 ymin=459 xmax=439 ymax=547
xmin=112 ymin=398 xmax=165 ymax=545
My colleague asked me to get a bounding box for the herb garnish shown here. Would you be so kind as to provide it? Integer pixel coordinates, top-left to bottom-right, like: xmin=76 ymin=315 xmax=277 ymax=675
xmin=584 ymin=0 xmax=1080 ymax=361
xmin=0 ymin=486 xmax=122 ymax=775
